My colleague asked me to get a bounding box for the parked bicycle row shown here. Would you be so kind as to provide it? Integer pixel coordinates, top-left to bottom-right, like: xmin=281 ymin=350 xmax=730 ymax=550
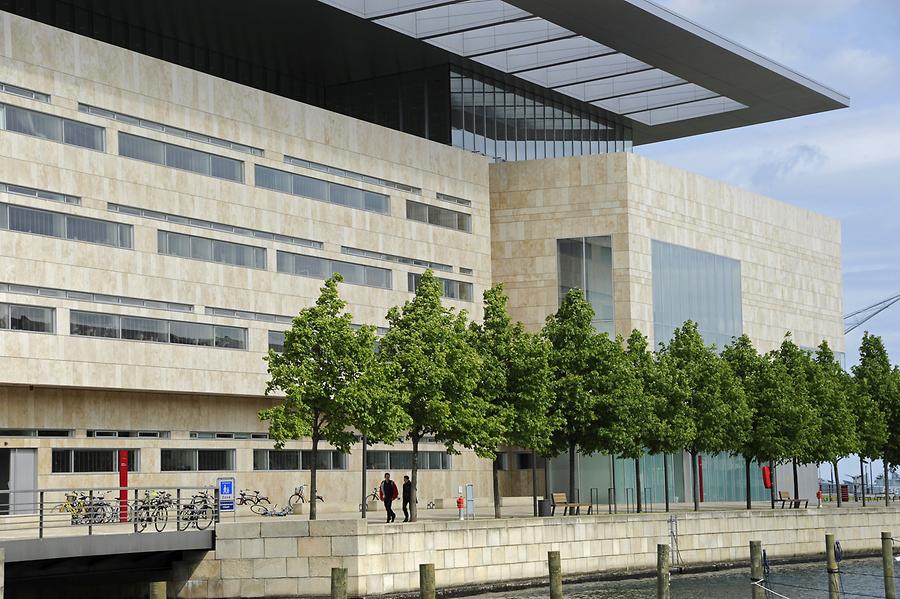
xmin=52 ymin=488 xmax=217 ymax=532
xmin=235 ymin=485 xmax=323 ymax=517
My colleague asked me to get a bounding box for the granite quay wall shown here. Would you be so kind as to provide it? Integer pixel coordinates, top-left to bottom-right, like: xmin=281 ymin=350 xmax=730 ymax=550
xmin=174 ymin=507 xmax=900 ymax=598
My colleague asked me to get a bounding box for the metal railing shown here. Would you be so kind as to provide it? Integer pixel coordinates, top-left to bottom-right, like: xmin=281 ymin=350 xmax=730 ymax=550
xmin=0 ymin=485 xmax=218 ymax=540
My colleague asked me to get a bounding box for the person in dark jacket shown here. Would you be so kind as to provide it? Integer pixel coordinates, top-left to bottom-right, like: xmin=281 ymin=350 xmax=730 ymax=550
xmin=379 ymin=472 xmax=398 ymax=523
xmin=402 ymin=475 xmax=412 ymax=522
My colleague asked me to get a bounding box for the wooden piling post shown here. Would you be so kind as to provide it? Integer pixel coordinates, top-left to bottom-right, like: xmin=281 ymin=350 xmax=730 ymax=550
xmin=750 ymin=540 xmax=764 ymax=599
xmin=883 ymin=531 xmax=896 ymax=599
xmin=548 ymin=551 xmax=562 ymax=599
xmin=331 ymin=567 xmax=348 ymax=599
xmin=826 ymin=533 xmax=840 ymax=599
xmin=419 ymin=563 xmax=435 ymax=599
xmin=148 ymin=581 xmax=166 ymax=599
xmin=657 ymin=544 xmax=670 ymax=599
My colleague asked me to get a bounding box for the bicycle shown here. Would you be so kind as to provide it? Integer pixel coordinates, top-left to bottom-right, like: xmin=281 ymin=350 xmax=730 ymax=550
xmin=133 ymin=490 xmax=173 ymax=532
xmin=237 ymin=489 xmax=270 ymax=507
xmin=177 ymin=490 xmax=215 ymax=531
xmin=55 ymin=491 xmax=89 ymax=525
xmin=250 ymin=503 xmax=292 ymax=517
xmin=288 ymin=485 xmax=324 ymax=507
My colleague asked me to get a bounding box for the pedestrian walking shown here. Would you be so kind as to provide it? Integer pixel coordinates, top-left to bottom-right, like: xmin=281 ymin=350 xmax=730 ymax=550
xmin=379 ymin=472 xmax=398 ymax=523
xmin=402 ymin=475 xmax=412 ymax=522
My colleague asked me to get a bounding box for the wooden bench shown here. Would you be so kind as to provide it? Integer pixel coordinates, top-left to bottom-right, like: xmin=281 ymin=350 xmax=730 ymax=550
xmin=778 ymin=491 xmax=809 ymax=509
xmin=550 ymin=492 xmax=592 ymax=516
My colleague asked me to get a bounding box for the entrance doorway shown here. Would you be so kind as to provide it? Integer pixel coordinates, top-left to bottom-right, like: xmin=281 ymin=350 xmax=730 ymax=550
xmin=0 ymin=448 xmax=37 ymax=514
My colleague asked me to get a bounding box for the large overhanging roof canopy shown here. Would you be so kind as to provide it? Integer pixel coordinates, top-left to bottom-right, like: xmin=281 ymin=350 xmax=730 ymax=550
xmin=319 ymin=0 xmax=849 ymax=145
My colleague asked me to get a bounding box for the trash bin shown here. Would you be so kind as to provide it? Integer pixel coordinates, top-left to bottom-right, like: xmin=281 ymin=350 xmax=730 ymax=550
xmin=538 ymin=498 xmax=552 ymax=517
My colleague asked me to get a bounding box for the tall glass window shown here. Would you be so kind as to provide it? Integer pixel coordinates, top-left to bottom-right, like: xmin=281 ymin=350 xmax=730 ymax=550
xmin=557 ymin=236 xmax=614 ymax=335
xmin=651 ymin=240 xmax=742 ymax=350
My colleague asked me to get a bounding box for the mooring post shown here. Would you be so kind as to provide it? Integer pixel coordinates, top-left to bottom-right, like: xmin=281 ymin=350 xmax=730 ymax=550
xmin=883 ymin=532 xmax=897 ymax=599
xmin=148 ymin=581 xmax=166 ymax=599
xmin=419 ymin=563 xmax=435 ymax=599
xmin=657 ymin=543 xmax=670 ymax=599
xmin=548 ymin=551 xmax=562 ymax=599
xmin=750 ymin=540 xmax=764 ymax=599
xmin=331 ymin=567 xmax=348 ymax=599
xmin=826 ymin=533 xmax=840 ymax=599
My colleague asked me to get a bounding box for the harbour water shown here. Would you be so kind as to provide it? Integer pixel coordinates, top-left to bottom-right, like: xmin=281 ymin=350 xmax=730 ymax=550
xmin=469 ymin=557 xmax=898 ymax=599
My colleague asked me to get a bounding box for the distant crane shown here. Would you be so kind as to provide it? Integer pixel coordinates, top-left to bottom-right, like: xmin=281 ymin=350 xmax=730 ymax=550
xmin=844 ymin=293 xmax=900 ymax=334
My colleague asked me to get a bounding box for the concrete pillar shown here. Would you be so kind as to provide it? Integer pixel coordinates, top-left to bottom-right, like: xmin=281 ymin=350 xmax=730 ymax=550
xmin=148 ymin=580 xmax=165 ymax=599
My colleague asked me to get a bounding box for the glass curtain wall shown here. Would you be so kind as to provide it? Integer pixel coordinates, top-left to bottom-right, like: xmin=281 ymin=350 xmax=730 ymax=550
xmin=450 ymin=69 xmax=631 ymax=161
xmin=557 ymin=236 xmax=614 ymax=336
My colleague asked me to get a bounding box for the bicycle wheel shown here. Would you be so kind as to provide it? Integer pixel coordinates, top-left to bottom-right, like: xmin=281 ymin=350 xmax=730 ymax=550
xmin=154 ymin=506 xmax=169 ymax=532
xmin=250 ymin=503 xmax=268 ymax=516
xmin=176 ymin=507 xmax=192 ymax=531
xmin=98 ymin=502 xmax=114 ymax=524
xmin=258 ymin=496 xmax=271 ymax=505
xmin=288 ymin=493 xmax=300 ymax=507
xmin=136 ymin=506 xmax=149 ymax=532
xmin=196 ymin=506 xmax=213 ymax=530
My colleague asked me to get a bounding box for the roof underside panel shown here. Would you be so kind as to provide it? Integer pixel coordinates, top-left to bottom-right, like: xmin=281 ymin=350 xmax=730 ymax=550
xmin=316 ymin=0 xmax=847 ymax=144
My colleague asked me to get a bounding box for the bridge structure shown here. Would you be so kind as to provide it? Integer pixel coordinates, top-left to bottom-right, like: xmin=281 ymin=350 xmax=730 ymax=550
xmin=0 ymin=485 xmax=221 ymax=598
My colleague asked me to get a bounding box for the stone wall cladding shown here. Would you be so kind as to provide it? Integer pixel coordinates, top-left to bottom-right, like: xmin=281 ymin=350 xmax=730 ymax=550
xmin=179 ymin=509 xmax=900 ymax=597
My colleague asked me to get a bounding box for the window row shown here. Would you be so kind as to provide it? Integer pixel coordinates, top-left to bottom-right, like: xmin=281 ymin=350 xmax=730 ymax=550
xmin=255 ymin=165 xmax=390 ymax=215
xmin=284 ymin=155 xmax=421 ymax=195
xmin=0 ymin=282 xmax=192 ymax=313
xmin=0 ymin=429 xmax=71 ymax=437
xmin=267 ymin=324 xmax=390 ymax=354
xmin=87 ymin=430 xmax=170 ymax=438
xmin=0 ymin=181 xmax=79 ymax=205
xmin=52 ymin=449 xmax=138 ymax=473
xmin=366 ymin=451 xmax=451 ymax=471
xmin=110 ymin=203 xmax=322 ymax=250
xmin=253 ymin=449 xmax=348 ymax=471
xmin=435 ymin=192 xmax=472 ymax=208
xmin=0 ymin=201 xmax=133 ymax=248
xmin=0 ymin=81 xmax=50 ymax=103
xmin=341 ymin=246 xmax=453 ymax=273
xmin=277 ymin=250 xmax=392 ymax=290
xmin=408 ymin=272 xmax=474 ymax=302
xmin=80 ymin=104 xmax=264 ymax=156
xmin=207 ymin=307 xmax=293 ymax=325
xmin=158 ymin=230 xmax=266 ymax=269
xmin=0 ymin=103 xmax=104 ymax=150
xmin=119 ymin=132 xmax=244 ymax=182
xmin=190 ymin=431 xmax=269 ymax=440
xmin=406 ymin=200 xmax=471 ymax=233
xmin=69 ymin=310 xmax=247 ymax=349
xmin=0 ymin=303 xmax=55 ymax=333
xmin=161 ymin=449 xmax=234 ymax=472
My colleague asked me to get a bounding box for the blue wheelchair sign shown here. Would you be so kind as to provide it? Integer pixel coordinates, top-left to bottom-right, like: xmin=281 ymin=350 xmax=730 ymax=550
xmin=217 ymin=477 xmax=235 ymax=512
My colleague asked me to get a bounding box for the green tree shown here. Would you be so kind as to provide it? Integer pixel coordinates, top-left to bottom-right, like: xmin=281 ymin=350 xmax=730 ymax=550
xmin=380 ymin=270 xmax=498 ymax=522
xmin=852 ymin=332 xmax=900 ymax=505
xmin=469 ymin=284 xmax=557 ymax=518
xmin=810 ymin=341 xmax=859 ymax=507
xmin=722 ymin=334 xmax=764 ymax=509
xmin=770 ymin=335 xmax=821 ymax=500
xmin=542 ymin=289 xmax=603 ymax=502
xmin=656 ymin=321 xmax=751 ymax=511
xmin=622 ymin=330 xmax=662 ymax=512
xmin=260 ymin=275 xmax=409 ymax=520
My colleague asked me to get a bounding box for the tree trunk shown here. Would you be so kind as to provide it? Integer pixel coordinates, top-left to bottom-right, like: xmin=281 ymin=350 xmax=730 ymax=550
xmin=663 ymin=454 xmax=670 ymax=513
xmin=860 ymin=456 xmax=866 ymax=506
xmin=361 ymin=436 xmax=368 ymax=519
xmin=568 ymin=442 xmax=576 ymax=502
xmin=410 ymin=436 xmax=419 ymax=522
xmin=833 ymin=461 xmax=842 ymax=507
xmin=492 ymin=452 xmax=502 ymax=519
xmin=745 ymin=456 xmax=752 ymax=510
xmin=769 ymin=461 xmax=776 ymax=509
xmin=611 ymin=454 xmax=617 ymax=514
xmin=691 ymin=450 xmax=699 ymax=512
xmin=531 ymin=449 xmax=538 ymax=517
xmin=792 ymin=458 xmax=799 ymax=500
xmin=635 ymin=458 xmax=643 ymax=513
xmin=310 ymin=435 xmax=319 ymax=521
xmin=886 ymin=460 xmax=891 ymax=507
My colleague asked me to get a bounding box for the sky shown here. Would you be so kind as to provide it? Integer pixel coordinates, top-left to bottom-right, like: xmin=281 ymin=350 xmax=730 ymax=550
xmin=637 ymin=1 xmax=900 ymax=480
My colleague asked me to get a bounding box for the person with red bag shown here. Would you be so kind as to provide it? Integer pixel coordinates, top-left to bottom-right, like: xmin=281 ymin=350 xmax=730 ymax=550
xmin=379 ymin=472 xmax=399 ymax=523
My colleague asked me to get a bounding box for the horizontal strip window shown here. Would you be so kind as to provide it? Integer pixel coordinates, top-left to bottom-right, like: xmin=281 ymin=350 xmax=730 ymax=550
xmin=119 ymin=132 xmax=243 ymax=182
xmin=52 ymin=449 xmax=138 ymax=473
xmin=406 ymin=200 xmax=471 ymax=233
xmin=0 ymin=81 xmax=50 ymax=102
xmin=87 ymin=430 xmax=171 ymax=438
xmin=70 ymin=310 xmax=247 ymax=350
xmin=161 ymin=449 xmax=234 ymax=472
xmin=207 ymin=307 xmax=292 ymax=325
xmin=365 ymin=451 xmax=451 ymax=471
xmin=256 ymin=165 xmax=390 ymax=215
xmin=0 ymin=104 xmax=104 ymax=150
xmin=408 ymin=273 xmax=473 ymax=302
xmin=435 ymin=192 xmax=472 ymax=208
xmin=0 ymin=302 xmax=55 ymax=333
xmin=0 ymin=202 xmax=133 ymax=248
xmin=158 ymin=230 xmax=265 ymax=269
xmin=0 ymin=182 xmax=79 ymax=205
xmin=109 ymin=203 xmax=322 ymax=250
xmin=277 ymin=250 xmax=392 ymax=289
xmin=268 ymin=323 xmax=389 ymax=354
xmin=80 ymin=104 xmax=263 ymax=156
xmin=0 ymin=428 xmax=71 ymax=437
xmin=190 ymin=431 xmax=269 ymax=440
xmin=284 ymin=155 xmax=421 ymax=195
xmin=341 ymin=246 xmax=453 ymax=273
xmin=0 ymin=282 xmax=192 ymax=313
xmin=459 ymin=267 xmax=473 ymax=276
xmin=253 ymin=449 xmax=348 ymax=471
